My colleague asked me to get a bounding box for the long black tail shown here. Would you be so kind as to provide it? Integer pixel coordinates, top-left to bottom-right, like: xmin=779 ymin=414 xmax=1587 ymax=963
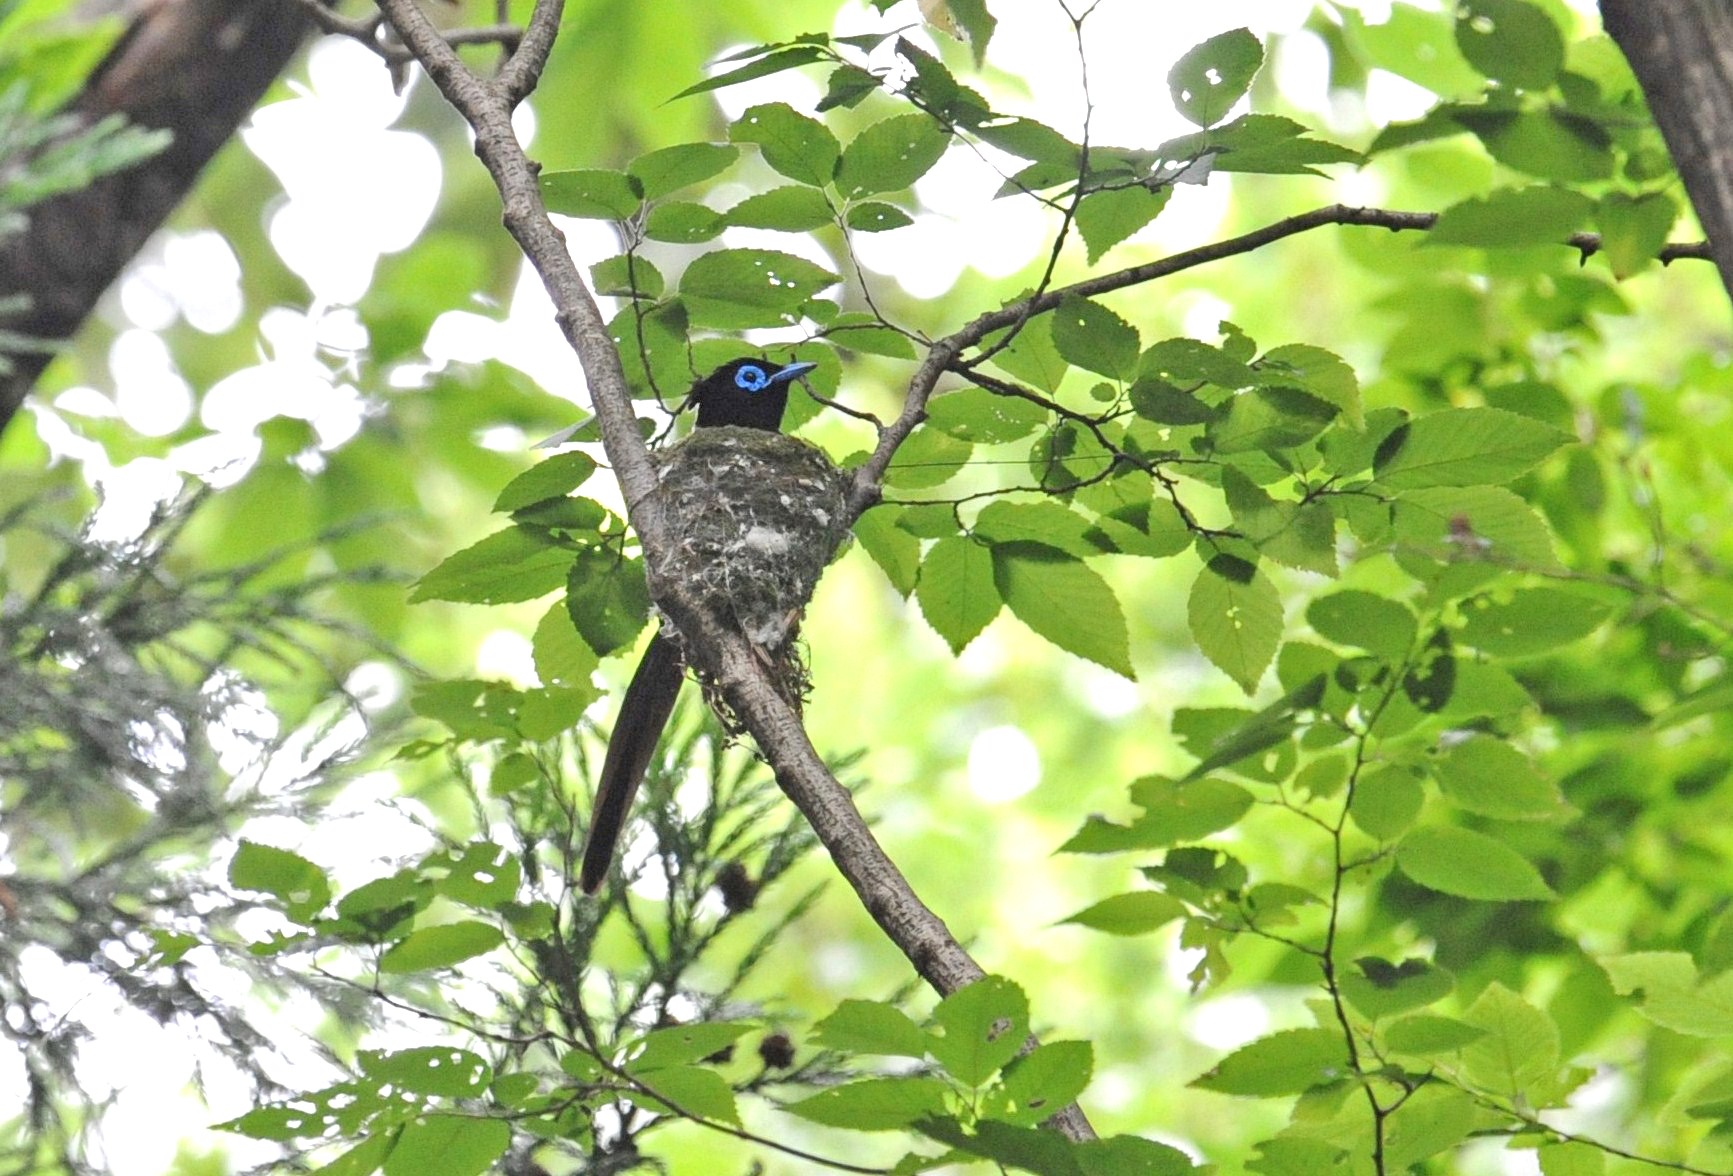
xmin=579 ymin=632 xmax=684 ymax=893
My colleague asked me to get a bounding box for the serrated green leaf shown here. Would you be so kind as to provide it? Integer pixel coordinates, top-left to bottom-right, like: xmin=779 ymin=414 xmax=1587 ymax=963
xmin=1384 ymin=1015 xmax=1487 ymax=1055
xmin=730 ymin=102 xmax=841 ymax=184
xmin=1188 ymin=554 xmax=1281 ymax=693
xmin=532 ymin=598 xmax=598 ymax=689
xmin=627 ymin=1022 xmax=754 ymax=1072
xmin=853 ymin=505 xmax=921 ymax=595
xmin=1340 ymin=957 xmax=1454 ymax=1020
xmin=379 ymin=921 xmax=505 ymax=973
xmin=1460 ymin=981 xmax=1562 ymax=1103
xmin=384 ymin=1116 xmax=509 ymax=1176
xmin=1052 ymin=294 xmax=1140 ymax=383
xmin=1457 ymin=587 xmax=1611 ymax=656
xmin=589 ymin=254 xmax=664 ymax=299
xmin=813 ymin=1000 xmax=930 ymax=1058
xmin=916 ymin=536 xmax=1001 ymax=654
xmin=539 ymin=168 xmax=641 ymax=219
xmin=1170 ymin=27 xmax=1263 ymax=127
xmin=1127 ymin=775 xmax=1254 ymax=840
xmin=643 ymin=201 xmax=723 ymax=243
xmin=837 ymin=113 xmax=950 ymax=197
xmin=1434 ymin=735 xmax=1567 ymax=819
xmin=1397 ymin=826 xmax=1556 ymax=901
xmin=627 ymin=142 xmax=738 ymax=200
xmin=1191 ymin=1028 xmax=1349 ymax=1096
xmin=998 ymin=1040 xmax=1093 ymax=1125
xmin=1348 ymin=765 xmax=1425 ymax=840
xmin=725 ymin=185 xmax=834 ymax=231
xmin=1076 ymin=184 xmax=1170 ymax=262
xmin=784 ymin=1076 xmax=951 ymax=1129
xmin=634 ymin=1064 xmax=741 ymax=1125
xmin=1253 ymin=342 xmax=1362 ymax=428
xmin=230 ymin=841 xmax=329 ymax=921
xmin=1059 ymin=891 xmax=1186 ymax=936
xmin=564 ymin=549 xmax=649 ymax=657
xmin=1374 ymin=406 xmax=1571 ymax=488
xmin=672 ymin=46 xmax=827 ymax=101
xmin=412 ymin=527 xmax=572 ymax=605
xmin=845 ymin=200 xmax=914 ymax=231
xmin=1426 ymin=186 xmax=1594 ymax=248
xmin=1306 ymin=590 xmax=1416 ymax=660
xmin=928 ymin=976 xmax=1029 ymax=1087
xmin=1455 ymin=0 xmax=1564 ymax=89
xmin=1455 ymin=109 xmax=1612 ymax=183
xmin=678 ymin=248 xmax=839 ymax=328
xmin=926 ymin=386 xmax=1049 ymax=443
xmin=1595 ymin=191 xmax=1677 ymax=280
xmin=993 ymin=542 xmax=1134 ymax=678
xmin=494 ymin=452 xmax=598 ymax=513
xmin=1601 ymin=951 xmax=1733 ymax=1037
xmin=360 ymin=1047 xmax=491 ymax=1097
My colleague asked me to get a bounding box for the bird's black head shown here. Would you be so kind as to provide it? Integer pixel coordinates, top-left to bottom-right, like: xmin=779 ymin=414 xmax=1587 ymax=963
xmin=691 ymin=358 xmax=816 ymax=432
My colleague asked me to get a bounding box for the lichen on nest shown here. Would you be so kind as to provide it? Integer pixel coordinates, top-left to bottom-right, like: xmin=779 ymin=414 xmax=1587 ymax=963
xmin=649 ymin=425 xmax=850 ymax=725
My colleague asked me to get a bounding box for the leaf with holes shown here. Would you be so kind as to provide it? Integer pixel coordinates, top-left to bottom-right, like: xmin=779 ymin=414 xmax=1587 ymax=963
xmin=1188 ymin=554 xmax=1282 ymax=693
xmin=1170 ymin=27 xmax=1263 ymax=127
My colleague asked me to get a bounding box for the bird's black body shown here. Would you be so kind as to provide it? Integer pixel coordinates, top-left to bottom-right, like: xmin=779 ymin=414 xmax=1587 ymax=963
xmin=578 ymin=358 xmax=819 ymax=894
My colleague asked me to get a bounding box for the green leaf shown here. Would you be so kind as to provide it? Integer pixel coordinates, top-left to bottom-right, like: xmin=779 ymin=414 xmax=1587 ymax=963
xmin=825 ymin=311 xmax=918 ymax=359
xmin=853 ymin=506 xmax=921 ymax=596
xmin=1455 ymin=0 xmax=1564 ymax=90
xmin=230 ymin=841 xmax=329 ymax=921
xmin=379 ymin=921 xmax=505 ymax=973
xmin=494 ymin=452 xmax=598 ymax=513
xmin=532 ymin=599 xmax=598 ymax=689
xmin=311 ymin=1134 xmax=392 ymax=1176
xmin=672 ymin=46 xmax=828 ymax=101
xmin=412 ymin=527 xmax=572 ymax=604
xmin=973 ymin=117 xmax=1080 ymax=167
xmin=998 ymin=1041 xmax=1093 ymax=1125
xmin=1191 ymin=1028 xmax=1349 ymax=1096
xmin=539 ymin=168 xmax=641 ymax=219
xmin=1426 ymin=186 xmax=1594 ymax=248
xmin=1596 ymin=192 xmax=1677 ymax=279
xmin=818 ymin=62 xmax=880 ymax=112
xmin=1169 ymin=27 xmax=1263 ymax=127
xmin=627 ymin=142 xmax=738 ymax=200
xmin=947 ymin=0 xmax=997 ymax=65
xmin=678 ymin=247 xmax=840 ymax=328
xmin=1373 ymin=406 xmax=1570 ymax=488
xmin=1076 ymin=1136 xmax=1196 ymax=1175
xmin=1454 ymin=109 xmax=1612 ymax=183
xmin=1396 ymin=826 xmax=1556 ymax=901
xmin=1059 ymin=891 xmax=1186 ymax=936
xmin=1348 ymin=765 xmax=1425 ymax=840
xmin=813 ymin=1000 xmax=930 ymax=1058
xmin=976 ymin=500 xmax=1098 ymax=558
xmin=1128 ymin=775 xmax=1254 ymax=841
xmin=992 ymin=542 xmax=1134 ymax=678
xmin=1383 ymin=1085 xmax=1478 ymax=1169
xmin=1457 ymin=588 xmax=1611 ymax=656
xmin=724 ymin=185 xmax=834 ymax=231
xmin=783 ymin=1076 xmax=951 ymax=1130
xmin=433 ymin=841 xmax=521 ymax=909
xmin=634 ymin=1065 xmax=741 ymax=1125
xmin=627 ymin=1022 xmax=754 ymax=1072
xmin=730 ymin=102 xmax=841 ymax=185
xmin=1384 ymin=1014 xmax=1487 ymax=1055
xmin=886 ymin=423 xmax=973 ymax=489
xmin=836 ymin=113 xmax=950 ymax=197
xmin=1306 ymin=590 xmax=1416 ymax=660
xmin=1076 ymin=184 xmax=1170 ymax=262
xmin=1392 ymin=485 xmax=1561 ymax=575
xmin=928 ymin=976 xmax=1029 ymax=1087
xmin=1540 ymin=1142 xmax=1607 ymax=1176
xmin=1208 ymin=386 xmax=1337 ymax=453
xmin=360 ymin=1047 xmax=491 ymax=1097
xmin=564 ymin=549 xmax=649 ymax=657
xmin=1160 ymin=113 xmax=1361 ymax=176
xmin=1051 ymin=295 xmax=1140 ymax=383
xmin=1600 ymin=951 xmax=1733 ymax=1037
xmin=916 ymin=536 xmax=1001 ymax=654
xmin=1253 ymin=342 xmax=1363 ymax=428
xmin=1188 ymin=554 xmax=1282 ymax=693
xmin=926 ymin=386 xmax=1049 ymax=443
xmin=643 ymin=201 xmax=724 ymax=243
xmin=1459 ymin=981 xmax=1562 ymax=1103
xmin=1340 ymin=957 xmax=1454 ymax=1020
xmin=845 ymin=201 xmax=914 ymax=231
xmin=1434 ymin=735 xmax=1567 ymax=819
xmin=589 ymin=254 xmax=664 ymax=299
xmin=383 ymin=1115 xmax=509 ymax=1176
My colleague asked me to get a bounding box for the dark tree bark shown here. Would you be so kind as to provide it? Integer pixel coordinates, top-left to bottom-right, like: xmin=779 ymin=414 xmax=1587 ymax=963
xmin=0 ymin=0 xmax=317 ymax=437
xmin=1602 ymin=0 xmax=1733 ymax=305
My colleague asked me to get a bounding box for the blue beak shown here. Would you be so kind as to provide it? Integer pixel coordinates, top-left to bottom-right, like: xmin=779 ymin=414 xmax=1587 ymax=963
xmin=769 ymin=361 xmax=818 ymax=385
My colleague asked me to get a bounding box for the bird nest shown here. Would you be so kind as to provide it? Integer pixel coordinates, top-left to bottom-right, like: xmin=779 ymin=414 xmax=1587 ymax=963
xmin=649 ymin=426 xmax=850 ymax=726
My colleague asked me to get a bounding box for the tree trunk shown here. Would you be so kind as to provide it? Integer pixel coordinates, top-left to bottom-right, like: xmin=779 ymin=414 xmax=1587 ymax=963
xmin=1602 ymin=0 xmax=1733 ymax=305
xmin=0 ymin=0 xmax=316 ymax=436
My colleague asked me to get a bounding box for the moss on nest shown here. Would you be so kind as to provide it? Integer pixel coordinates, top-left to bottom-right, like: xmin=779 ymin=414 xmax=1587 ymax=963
xmin=651 ymin=426 xmax=849 ymax=723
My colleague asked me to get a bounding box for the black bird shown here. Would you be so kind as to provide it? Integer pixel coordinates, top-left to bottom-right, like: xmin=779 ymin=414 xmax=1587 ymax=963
xmin=578 ymin=357 xmax=818 ymax=894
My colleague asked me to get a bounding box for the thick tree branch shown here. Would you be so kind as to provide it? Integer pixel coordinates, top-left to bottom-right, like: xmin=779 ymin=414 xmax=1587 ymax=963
xmin=372 ymin=0 xmax=1096 ymax=1143
xmin=1602 ymin=0 xmax=1733 ymax=304
xmin=849 ymin=203 xmax=1713 ymax=513
xmin=0 ymin=0 xmax=318 ymax=437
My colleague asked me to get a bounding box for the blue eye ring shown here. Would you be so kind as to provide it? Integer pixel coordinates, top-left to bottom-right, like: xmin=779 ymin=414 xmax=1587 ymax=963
xmin=734 ymin=363 xmax=769 ymax=392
